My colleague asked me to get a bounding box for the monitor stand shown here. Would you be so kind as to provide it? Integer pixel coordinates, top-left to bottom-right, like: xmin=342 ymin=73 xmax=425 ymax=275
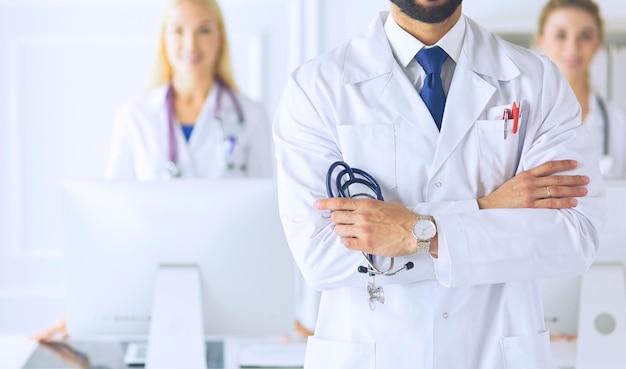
xmin=145 ymin=264 xmax=207 ymax=369
xmin=576 ymin=263 xmax=626 ymax=369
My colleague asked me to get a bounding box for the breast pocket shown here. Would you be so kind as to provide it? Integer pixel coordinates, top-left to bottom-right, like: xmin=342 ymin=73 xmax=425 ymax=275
xmin=475 ymin=120 xmax=521 ymax=194
xmin=336 ymin=124 xmax=397 ymax=190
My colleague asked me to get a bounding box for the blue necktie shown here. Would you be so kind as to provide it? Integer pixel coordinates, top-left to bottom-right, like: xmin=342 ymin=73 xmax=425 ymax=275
xmin=415 ymin=46 xmax=448 ymax=130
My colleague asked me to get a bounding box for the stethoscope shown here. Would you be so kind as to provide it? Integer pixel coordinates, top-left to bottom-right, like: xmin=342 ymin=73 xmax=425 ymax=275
xmin=326 ymin=161 xmax=414 ymax=310
xmin=164 ymin=80 xmax=246 ymax=179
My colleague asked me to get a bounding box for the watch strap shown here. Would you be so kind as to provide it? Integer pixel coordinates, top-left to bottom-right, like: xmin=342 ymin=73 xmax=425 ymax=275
xmin=416 ymin=240 xmax=431 ymax=254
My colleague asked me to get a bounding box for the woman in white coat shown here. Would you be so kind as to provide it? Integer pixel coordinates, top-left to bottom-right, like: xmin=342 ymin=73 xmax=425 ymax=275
xmin=273 ymin=1 xmax=604 ymax=368
xmin=536 ymin=0 xmax=626 ymax=178
xmin=106 ymin=0 xmax=272 ymax=180
xmin=32 ymin=0 xmax=278 ymax=343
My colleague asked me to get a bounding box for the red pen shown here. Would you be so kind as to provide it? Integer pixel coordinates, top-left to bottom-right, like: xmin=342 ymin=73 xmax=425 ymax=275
xmin=511 ymin=102 xmax=520 ymax=134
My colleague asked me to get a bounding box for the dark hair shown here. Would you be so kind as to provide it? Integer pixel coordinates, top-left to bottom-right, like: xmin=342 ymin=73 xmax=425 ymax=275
xmin=538 ymin=0 xmax=604 ymax=42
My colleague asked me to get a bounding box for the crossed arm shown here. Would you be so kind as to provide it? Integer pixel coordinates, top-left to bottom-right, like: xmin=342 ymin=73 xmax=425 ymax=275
xmin=315 ymin=159 xmax=590 ymax=258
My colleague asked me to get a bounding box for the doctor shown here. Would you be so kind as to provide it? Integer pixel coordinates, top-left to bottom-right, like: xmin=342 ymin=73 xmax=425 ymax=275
xmin=106 ymin=0 xmax=273 ymax=179
xmin=32 ymin=0 xmax=277 ymax=343
xmin=536 ymin=0 xmax=626 ymax=178
xmin=273 ymin=1 xmax=604 ymax=368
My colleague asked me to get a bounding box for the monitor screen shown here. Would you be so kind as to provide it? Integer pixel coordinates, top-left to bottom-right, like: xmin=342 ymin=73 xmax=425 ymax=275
xmin=63 ymin=178 xmax=295 ymax=338
xmin=541 ymin=179 xmax=626 ymax=336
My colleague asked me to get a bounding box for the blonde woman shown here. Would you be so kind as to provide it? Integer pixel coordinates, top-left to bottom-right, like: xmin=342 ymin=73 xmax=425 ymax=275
xmin=536 ymin=0 xmax=626 ymax=178
xmin=106 ymin=0 xmax=273 ymax=179
xmin=33 ymin=0 xmax=277 ymax=342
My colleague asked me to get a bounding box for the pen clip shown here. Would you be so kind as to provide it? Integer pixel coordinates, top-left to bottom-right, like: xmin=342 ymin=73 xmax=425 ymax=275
xmin=503 ymin=108 xmax=511 ymax=140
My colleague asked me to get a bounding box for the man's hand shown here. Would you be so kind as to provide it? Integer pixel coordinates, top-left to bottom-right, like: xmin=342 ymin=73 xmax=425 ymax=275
xmin=478 ymin=160 xmax=589 ymax=209
xmin=315 ymin=197 xmax=417 ymax=257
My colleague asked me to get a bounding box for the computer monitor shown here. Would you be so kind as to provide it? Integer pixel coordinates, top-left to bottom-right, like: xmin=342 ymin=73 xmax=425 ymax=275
xmin=541 ymin=179 xmax=626 ymax=336
xmin=62 ymin=179 xmax=295 ymax=342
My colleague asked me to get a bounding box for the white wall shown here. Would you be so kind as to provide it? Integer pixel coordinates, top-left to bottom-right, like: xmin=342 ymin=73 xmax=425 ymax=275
xmin=464 ymin=0 xmax=626 ymax=32
xmin=1 ymin=0 xmax=626 ymax=334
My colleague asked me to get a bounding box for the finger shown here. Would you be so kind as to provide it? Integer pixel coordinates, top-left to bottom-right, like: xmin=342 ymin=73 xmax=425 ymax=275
xmin=329 ymin=210 xmax=356 ymax=225
xmin=315 ymin=197 xmax=360 ymax=211
xmin=31 ymin=327 xmax=60 ymax=342
xmin=542 ymin=185 xmax=588 ymax=199
xmin=539 ymin=174 xmax=590 ymax=187
xmin=341 ymin=235 xmax=363 ymax=251
xmin=31 ymin=319 xmax=68 ymax=342
xmin=528 ymin=160 xmax=578 ymax=177
xmin=333 ymin=224 xmax=359 ymax=239
xmin=535 ymin=197 xmax=579 ymax=209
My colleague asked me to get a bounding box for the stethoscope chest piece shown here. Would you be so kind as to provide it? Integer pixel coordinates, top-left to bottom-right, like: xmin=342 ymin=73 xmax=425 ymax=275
xmin=367 ymin=277 xmax=384 ymax=310
xmin=164 ymin=160 xmax=181 ymax=179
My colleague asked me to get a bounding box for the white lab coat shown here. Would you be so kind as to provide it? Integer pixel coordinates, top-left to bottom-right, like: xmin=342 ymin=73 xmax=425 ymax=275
xmin=106 ymin=84 xmax=274 ymax=179
xmin=273 ymin=12 xmax=604 ymax=369
xmin=586 ymin=93 xmax=626 ymax=178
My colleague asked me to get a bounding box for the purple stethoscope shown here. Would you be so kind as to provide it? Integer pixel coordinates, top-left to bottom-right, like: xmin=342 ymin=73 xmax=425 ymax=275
xmin=164 ymin=80 xmax=246 ymax=178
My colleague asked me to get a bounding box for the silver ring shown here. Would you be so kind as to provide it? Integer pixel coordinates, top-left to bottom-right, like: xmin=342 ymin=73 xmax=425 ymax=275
xmin=546 ymin=186 xmax=552 ymax=198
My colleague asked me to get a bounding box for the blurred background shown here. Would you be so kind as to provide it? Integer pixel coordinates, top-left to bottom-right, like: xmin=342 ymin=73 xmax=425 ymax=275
xmin=1 ymin=0 xmax=625 ymax=334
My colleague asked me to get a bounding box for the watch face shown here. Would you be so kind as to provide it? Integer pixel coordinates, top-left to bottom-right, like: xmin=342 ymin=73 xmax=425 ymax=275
xmin=413 ymin=219 xmax=436 ymax=241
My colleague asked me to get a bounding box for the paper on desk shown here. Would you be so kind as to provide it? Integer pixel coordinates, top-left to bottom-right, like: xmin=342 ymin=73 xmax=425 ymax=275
xmin=238 ymin=341 xmax=306 ymax=368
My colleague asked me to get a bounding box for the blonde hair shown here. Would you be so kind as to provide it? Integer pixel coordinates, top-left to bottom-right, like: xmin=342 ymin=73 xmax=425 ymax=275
xmin=538 ymin=0 xmax=604 ymax=43
xmin=149 ymin=0 xmax=238 ymax=91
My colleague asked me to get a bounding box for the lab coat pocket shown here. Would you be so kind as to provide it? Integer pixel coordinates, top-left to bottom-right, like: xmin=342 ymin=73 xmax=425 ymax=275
xmin=304 ymin=336 xmax=375 ymax=369
xmin=475 ymin=120 xmax=521 ymax=194
xmin=336 ymin=124 xmax=396 ymax=190
xmin=501 ymin=330 xmax=553 ymax=369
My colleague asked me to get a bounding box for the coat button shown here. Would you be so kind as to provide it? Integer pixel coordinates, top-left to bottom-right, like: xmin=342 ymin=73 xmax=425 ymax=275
xmin=435 ymin=182 xmax=442 ymax=188
xmin=442 ymin=312 xmax=449 ymax=319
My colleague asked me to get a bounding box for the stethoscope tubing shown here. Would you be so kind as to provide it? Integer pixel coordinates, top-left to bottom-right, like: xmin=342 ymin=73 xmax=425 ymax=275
xmin=326 ymin=161 xmax=384 ymax=201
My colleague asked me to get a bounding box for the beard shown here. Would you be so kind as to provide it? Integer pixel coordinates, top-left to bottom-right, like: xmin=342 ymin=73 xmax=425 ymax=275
xmin=390 ymin=0 xmax=462 ymax=24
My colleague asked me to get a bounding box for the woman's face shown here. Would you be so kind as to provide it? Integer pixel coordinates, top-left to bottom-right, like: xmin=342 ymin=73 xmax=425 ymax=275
xmin=164 ymin=1 xmax=222 ymax=79
xmin=536 ymin=7 xmax=601 ymax=81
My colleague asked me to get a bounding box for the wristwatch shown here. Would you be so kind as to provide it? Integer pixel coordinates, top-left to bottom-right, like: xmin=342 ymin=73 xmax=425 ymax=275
xmin=412 ymin=214 xmax=437 ymax=254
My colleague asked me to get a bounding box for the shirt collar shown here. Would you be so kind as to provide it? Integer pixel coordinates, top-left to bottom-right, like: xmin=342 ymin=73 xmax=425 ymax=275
xmin=384 ymin=13 xmax=466 ymax=68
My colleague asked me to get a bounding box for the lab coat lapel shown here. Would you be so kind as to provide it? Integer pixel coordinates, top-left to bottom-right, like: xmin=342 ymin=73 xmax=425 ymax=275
xmin=379 ymin=66 xmax=440 ymax=140
xmin=343 ymin=11 xmax=439 ymax=142
xmin=431 ymin=63 xmax=495 ymax=174
xmin=431 ymin=16 xmax=520 ymax=175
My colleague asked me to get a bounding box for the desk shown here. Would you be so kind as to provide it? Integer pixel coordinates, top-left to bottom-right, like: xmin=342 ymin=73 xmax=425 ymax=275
xmin=0 ymin=334 xmax=577 ymax=369
xmin=0 ymin=335 xmax=305 ymax=369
